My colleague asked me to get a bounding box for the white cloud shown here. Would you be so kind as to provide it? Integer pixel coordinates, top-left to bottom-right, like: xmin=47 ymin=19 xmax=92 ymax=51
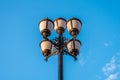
xmin=78 ymin=54 xmax=86 ymax=66
xmin=102 ymin=53 xmax=120 ymax=80
xmin=104 ymin=42 xmax=109 ymax=47
xmin=79 ymin=58 xmax=85 ymax=66
xmin=105 ymin=73 xmax=118 ymax=80
xmin=96 ymin=75 xmax=102 ymax=79
xmin=102 ymin=57 xmax=116 ymax=76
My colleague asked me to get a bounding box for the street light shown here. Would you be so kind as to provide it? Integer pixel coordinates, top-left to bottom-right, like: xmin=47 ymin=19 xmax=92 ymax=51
xmin=40 ymin=40 xmax=52 ymax=57
xmin=39 ymin=17 xmax=82 ymax=80
xmin=67 ymin=39 xmax=81 ymax=57
xmin=67 ymin=18 xmax=82 ymax=36
xmin=54 ymin=18 xmax=66 ymax=34
xmin=39 ymin=18 xmax=54 ymax=38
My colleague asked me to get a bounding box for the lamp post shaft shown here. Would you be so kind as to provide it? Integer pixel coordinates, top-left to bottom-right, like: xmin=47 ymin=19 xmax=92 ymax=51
xmin=58 ymin=52 xmax=63 ymax=80
xmin=58 ymin=33 xmax=63 ymax=80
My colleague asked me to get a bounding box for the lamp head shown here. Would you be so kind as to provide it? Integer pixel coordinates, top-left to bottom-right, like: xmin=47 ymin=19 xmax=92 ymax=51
xmin=67 ymin=18 xmax=82 ymax=36
xmin=54 ymin=18 xmax=67 ymax=34
xmin=39 ymin=18 xmax=54 ymax=38
xmin=40 ymin=40 xmax=52 ymax=57
xmin=67 ymin=39 xmax=81 ymax=56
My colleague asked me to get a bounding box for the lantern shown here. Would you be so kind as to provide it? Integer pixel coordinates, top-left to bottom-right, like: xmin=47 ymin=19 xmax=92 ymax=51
xmin=54 ymin=18 xmax=66 ymax=34
xmin=39 ymin=18 xmax=54 ymax=37
xmin=67 ymin=18 xmax=82 ymax=36
xmin=67 ymin=39 xmax=81 ymax=56
xmin=40 ymin=40 xmax=52 ymax=57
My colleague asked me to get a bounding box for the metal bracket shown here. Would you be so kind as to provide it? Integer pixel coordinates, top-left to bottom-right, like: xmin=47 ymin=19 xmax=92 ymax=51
xmin=64 ymin=50 xmax=77 ymax=61
xmin=44 ymin=49 xmax=59 ymax=61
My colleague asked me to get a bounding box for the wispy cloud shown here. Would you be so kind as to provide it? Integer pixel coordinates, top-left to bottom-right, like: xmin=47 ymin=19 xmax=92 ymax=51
xmin=79 ymin=57 xmax=85 ymax=66
xmin=105 ymin=73 xmax=118 ymax=80
xmin=96 ymin=75 xmax=102 ymax=79
xmin=104 ymin=42 xmax=109 ymax=47
xmin=102 ymin=57 xmax=116 ymax=76
xmin=102 ymin=53 xmax=120 ymax=80
xmin=78 ymin=54 xmax=87 ymax=66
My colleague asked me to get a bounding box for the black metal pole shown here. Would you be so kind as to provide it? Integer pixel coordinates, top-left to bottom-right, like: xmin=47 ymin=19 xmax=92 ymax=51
xmin=58 ymin=52 xmax=63 ymax=80
xmin=58 ymin=33 xmax=63 ymax=80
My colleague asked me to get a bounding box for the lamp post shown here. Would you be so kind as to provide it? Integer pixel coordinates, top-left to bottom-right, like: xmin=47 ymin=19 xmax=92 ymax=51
xmin=39 ymin=17 xmax=82 ymax=80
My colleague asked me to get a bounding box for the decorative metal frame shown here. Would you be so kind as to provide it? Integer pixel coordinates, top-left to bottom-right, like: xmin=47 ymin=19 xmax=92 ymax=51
xmin=41 ymin=35 xmax=81 ymax=61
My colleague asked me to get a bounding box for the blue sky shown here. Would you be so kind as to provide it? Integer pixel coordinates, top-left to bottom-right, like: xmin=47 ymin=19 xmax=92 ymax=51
xmin=0 ymin=0 xmax=120 ymax=80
